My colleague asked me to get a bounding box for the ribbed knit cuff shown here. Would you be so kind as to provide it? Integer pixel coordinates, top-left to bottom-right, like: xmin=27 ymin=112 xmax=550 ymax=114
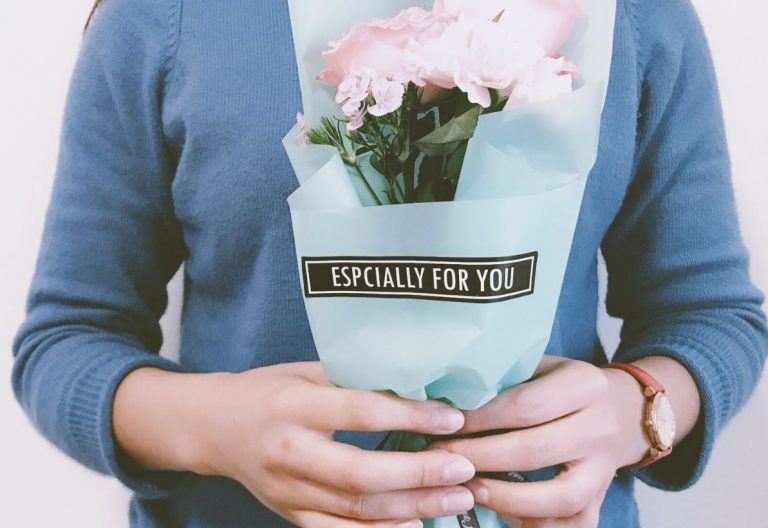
xmin=613 ymin=328 xmax=737 ymax=491
xmin=66 ymin=341 xmax=188 ymax=499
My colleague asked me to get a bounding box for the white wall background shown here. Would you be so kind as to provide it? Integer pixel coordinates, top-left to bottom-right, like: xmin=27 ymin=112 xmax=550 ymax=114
xmin=0 ymin=1 xmax=765 ymax=527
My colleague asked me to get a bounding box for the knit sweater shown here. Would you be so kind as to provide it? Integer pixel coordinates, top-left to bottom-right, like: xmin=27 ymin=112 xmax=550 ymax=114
xmin=12 ymin=0 xmax=767 ymax=526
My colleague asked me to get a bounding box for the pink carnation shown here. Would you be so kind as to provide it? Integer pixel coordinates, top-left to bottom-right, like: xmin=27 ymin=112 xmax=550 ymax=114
xmin=295 ymin=112 xmax=308 ymax=145
xmin=368 ymin=78 xmax=407 ymax=117
xmin=336 ymin=69 xmax=375 ymax=116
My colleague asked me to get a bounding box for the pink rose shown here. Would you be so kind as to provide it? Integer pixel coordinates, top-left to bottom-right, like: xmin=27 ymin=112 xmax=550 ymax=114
xmin=436 ymin=0 xmax=581 ymax=56
xmin=319 ymin=6 xmax=458 ymax=127
xmin=318 ymin=7 xmax=456 ymax=87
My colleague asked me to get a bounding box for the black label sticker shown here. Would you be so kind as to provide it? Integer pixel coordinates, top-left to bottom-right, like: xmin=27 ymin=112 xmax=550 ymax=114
xmin=301 ymin=253 xmax=537 ymax=304
xmin=457 ymin=509 xmax=481 ymax=528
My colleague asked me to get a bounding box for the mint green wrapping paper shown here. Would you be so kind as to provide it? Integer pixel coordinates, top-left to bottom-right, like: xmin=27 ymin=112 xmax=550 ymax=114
xmin=284 ymin=1 xmax=616 ymax=526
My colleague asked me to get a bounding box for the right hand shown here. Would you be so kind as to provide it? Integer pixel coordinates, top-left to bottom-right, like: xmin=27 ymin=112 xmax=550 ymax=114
xmin=115 ymin=362 xmax=476 ymax=528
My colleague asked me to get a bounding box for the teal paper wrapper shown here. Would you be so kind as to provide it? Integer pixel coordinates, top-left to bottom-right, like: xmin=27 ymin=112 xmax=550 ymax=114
xmin=284 ymin=1 xmax=616 ymax=525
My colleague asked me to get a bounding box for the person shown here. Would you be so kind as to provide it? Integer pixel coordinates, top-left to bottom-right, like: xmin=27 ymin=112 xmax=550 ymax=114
xmin=11 ymin=0 xmax=767 ymax=527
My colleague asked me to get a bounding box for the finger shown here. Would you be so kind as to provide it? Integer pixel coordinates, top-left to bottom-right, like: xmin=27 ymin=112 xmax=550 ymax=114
xmin=284 ymin=385 xmax=466 ymax=435
xmin=433 ymin=412 xmax=596 ymax=472
xmin=300 ymin=480 xmax=475 ymax=521
xmin=336 ymin=485 xmax=474 ymax=521
xmin=461 ymin=359 xmax=604 ymax=433
xmin=294 ymin=510 xmax=423 ymax=528
xmin=283 ymin=436 xmax=476 ymax=493
xmin=465 ymin=461 xmax=606 ymax=518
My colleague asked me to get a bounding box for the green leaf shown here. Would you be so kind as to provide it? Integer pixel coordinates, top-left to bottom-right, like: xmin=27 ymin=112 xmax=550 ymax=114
xmin=446 ymin=143 xmax=468 ymax=182
xmin=416 ymin=155 xmax=441 ymax=203
xmin=413 ymin=105 xmax=481 ymax=157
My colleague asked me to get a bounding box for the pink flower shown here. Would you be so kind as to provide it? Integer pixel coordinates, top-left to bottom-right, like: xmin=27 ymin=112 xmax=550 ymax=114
xmin=319 ymin=0 xmax=580 ymax=124
xmin=347 ymin=108 xmax=366 ymax=131
xmin=318 ymin=7 xmax=456 ymax=87
xmin=319 ymin=7 xmax=459 ymax=127
xmin=335 ymin=73 xmax=408 ymax=129
xmin=436 ymin=0 xmax=581 ymax=56
xmin=368 ymin=78 xmax=407 ymax=117
xmin=295 ymin=112 xmax=308 ymax=145
xmin=503 ymin=56 xmax=576 ymax=110
xmin=336 ymin=69 xmax=375 ymax=117
xmin=407 ymin=16 xmax=551 ymax=108
xmin=370 ymin=6 xmax=450 ymax=33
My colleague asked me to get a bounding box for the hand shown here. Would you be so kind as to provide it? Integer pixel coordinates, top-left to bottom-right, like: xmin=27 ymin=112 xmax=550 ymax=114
xmin=115 ymin=362 xmax=476 ymax=528
xmin=429 ymin=356 xmax=652 ymax=528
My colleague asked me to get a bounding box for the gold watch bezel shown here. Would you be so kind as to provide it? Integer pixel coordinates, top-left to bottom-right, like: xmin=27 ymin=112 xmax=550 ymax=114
xmin=644 ymin=392 xmax=676 ymax=452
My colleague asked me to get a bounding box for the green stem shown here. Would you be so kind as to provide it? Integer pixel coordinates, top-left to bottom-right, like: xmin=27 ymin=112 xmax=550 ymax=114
xmin=404 ymin=160 xmax=415 ymax=203
xmin=404 ymin=88 xmax=421 ymax=203
xmin=368 ymin=118 xmax=400 ymax=204
xmin=394 ymin=176 xmax=406 ymax=203
xmin=388 ymin=173 xmax=398 ymax=204
xmin=352 ymin=163 xmax=383 ymax=206
xmin=438 ymin=152 xmax=448 ymax=201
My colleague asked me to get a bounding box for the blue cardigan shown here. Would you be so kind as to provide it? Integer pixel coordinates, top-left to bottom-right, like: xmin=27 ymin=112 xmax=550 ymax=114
xmin=12 ymin=0 xmax=767 ymax=526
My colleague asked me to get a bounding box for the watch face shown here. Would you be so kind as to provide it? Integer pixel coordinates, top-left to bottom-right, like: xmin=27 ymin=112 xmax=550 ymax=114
xmin=650 ymin=393 xmax=676 ymax=450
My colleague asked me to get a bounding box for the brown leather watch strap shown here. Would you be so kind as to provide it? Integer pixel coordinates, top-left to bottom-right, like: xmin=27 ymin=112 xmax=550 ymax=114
xmin=603 ymin=362 xmax=665 ymax=396
xmin=627 ymin=447 xmax=672 ymax=470
xmin=603 ymin=362 xmax=673 ymax=469
xmin=603 ymin=363 xmax=672 ymax=469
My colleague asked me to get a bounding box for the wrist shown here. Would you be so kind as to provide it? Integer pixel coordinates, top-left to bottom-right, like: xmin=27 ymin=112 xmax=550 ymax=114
xmin=113 ymin=367 xmax=233 ymax=476
xmin=631 ymin=356 xmax=701 ymax=445
xmin=180 ymin=370 xmax=246 ymax=478
xmin=602 ymin=366 xmax=654 ymax=468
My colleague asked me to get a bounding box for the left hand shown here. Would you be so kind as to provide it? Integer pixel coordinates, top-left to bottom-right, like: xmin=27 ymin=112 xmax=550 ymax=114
xmin=430 ymin=356 xmax=651 ymax=528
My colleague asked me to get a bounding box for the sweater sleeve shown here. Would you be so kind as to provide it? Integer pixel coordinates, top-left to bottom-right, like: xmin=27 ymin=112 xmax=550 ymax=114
xmin=602 ymin=0 xmax=768 ymax=490
xmin=11 ymin=0 xmax=188 ymax=498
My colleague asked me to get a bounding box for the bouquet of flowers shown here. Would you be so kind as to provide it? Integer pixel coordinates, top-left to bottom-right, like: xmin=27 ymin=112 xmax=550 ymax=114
xmin=284 ymin=0 xmax=616 ymax=526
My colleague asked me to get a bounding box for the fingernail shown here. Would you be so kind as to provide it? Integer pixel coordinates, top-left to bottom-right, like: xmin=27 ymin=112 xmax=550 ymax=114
xmin=441 ymin=488 xmax=475 ymax=514
xmin=397 ymin=522 xmax=423 ymax=528
xmin=433 ymin=409 xmax=464 ymax=432
xmin=442 ymin=458 xmax=476 ymax=483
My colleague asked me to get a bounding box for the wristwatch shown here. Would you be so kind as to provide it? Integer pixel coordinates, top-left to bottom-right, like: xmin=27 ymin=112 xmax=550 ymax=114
xmin=603 ymin=362 xmax=676 ymax=469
